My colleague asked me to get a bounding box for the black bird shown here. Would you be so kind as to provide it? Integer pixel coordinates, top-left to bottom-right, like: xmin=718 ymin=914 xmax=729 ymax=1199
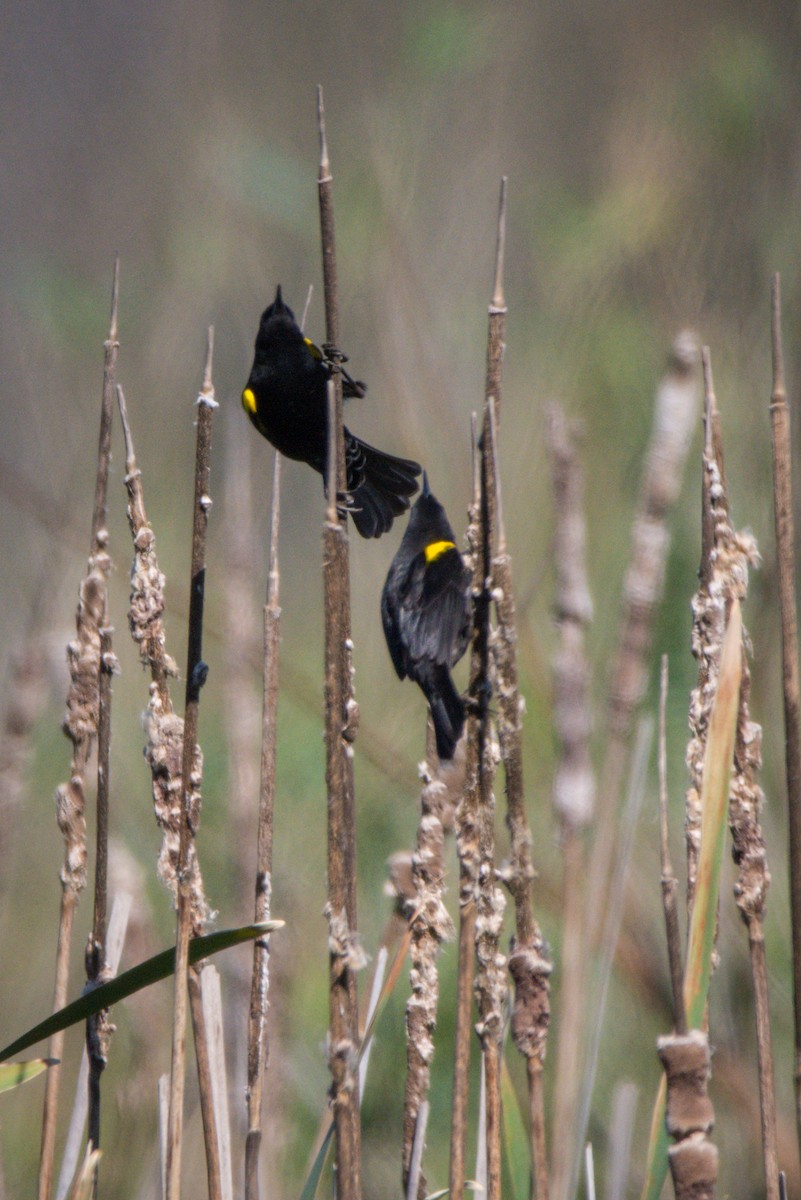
xmin=242 ymin=287 xmax=421 ymax=537
xmin=381 ymin=474 xmax=472 ymax=760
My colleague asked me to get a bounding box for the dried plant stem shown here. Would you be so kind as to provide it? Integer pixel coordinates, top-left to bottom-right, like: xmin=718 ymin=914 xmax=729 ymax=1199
xmin=246 ymin=454 xmax=282 ymax=1200
xmin=487 ymin=394 xmax=551 ymax=1200
xmin=402 ymin=763 xmax=454 ymax=1198
xmin=658 ymin=656 xmax=686 ymax=1034
xmin=587 ymin=332 xmax=699 ymax=949
xmin=657 ymin=1030 xmax=717 ymax=1198
xmin=458 ymin=407 xmax=506 ymax=1198
xmin=318 ymin=86 xmax=362 ymax=1200
xmin=546 ymin=402 xmax=594 ymax=1200
xmin=166 ymin=330 xmax=218 ymax=1200
xmin=449 ymin=417 xmax=484 ymax=1200
xmin=466 ymin=184 xmax=514 ymax=1200
xmin=449 ymin=899 xmax=476 ymax=1200
xmin=188 ymin=968 xmax=224 ymax=1196
xmin=85 ymin=624 xmax=118 ymax=1194
xmin=38 ymin=262 xmax=119 ymax=1200
xmin=769 ymin=272 xmax=801 ymax=1160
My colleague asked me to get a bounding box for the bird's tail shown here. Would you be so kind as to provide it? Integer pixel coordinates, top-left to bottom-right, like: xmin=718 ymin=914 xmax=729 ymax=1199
xmin=421 ymin=663 xmax=465 ymax=762
xmin=345 ymin=435 xmax=422 ymax=538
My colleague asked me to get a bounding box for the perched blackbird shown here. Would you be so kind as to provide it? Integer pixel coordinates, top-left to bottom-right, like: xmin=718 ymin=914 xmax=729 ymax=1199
xmin=242 ymin=286 xmax=421 ymax=537
xmin=381 ymin=474 xmax=472 ymax=760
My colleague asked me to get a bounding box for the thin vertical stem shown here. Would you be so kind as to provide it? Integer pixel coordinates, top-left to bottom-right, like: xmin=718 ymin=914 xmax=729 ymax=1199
xmin=245 ymin=454 xmax=282 ymax=1200
xmin=39 ymin=260 xmax=119 ymax=1200
xmin=166 ymin=329 xmax=217 ymax=1200
xmin=85 ymin=624 xmax=117 ymax=1199
xmin=317 ymin=85 xmax=361 ymax=1200
xmin=769 ymin=272 xmax=801 ymax=1161
xmin=450 ymin=414 xmax=482 ymax=1200
xmin=658 ymin=656 xmax=686 ymax=1035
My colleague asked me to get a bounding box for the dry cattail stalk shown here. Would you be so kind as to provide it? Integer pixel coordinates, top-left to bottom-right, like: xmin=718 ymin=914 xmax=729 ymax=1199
xmin=165 ymin=329 xmax=219 ymax=1200
xmin=118 ymin=386 xmax=209 ymax=927
xmin=685 ymin=356 xmax=759 ymax=910
xmin=317 ymin=86 xmax=362 ymax=1200
xmin=402 ymin=753 xmax=455 ymax=1198
xmin=681 ymin=348 xmax=778 ymax=1196
xmin=547 ymin=402 xmax=593 ymax=1200
xmin=449 ymin=417 xmax=484 ymax=1200
xmin=588 ymin=331 xmax=701 ymax=948
xmin=39 ymin=262 xmax=119 ymax=1200
xmin=768 ymin=272 xmax=801 ymax=1164
xmin=487 ymin=395 xmax=551 ymax=1199
xmin=657 ymin=1030 xmax=718 ymax=1200
xmin=246 ymin=452 xmax=282 ymax=1200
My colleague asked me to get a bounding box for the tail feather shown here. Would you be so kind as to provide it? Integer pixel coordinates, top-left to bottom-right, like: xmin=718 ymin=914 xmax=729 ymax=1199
xmin=420 ymin=663 xmax=465 ymax=761
xmin=347 ymin=435 xmax=422 ymax=538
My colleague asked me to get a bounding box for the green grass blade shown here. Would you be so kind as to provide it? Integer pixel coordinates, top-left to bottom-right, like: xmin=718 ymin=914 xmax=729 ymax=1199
xmin=639 ymin=599 xmax=742 ymax=1200
xmin=0 ymin=920 xmax=283 ymax=1063
xmin=0 ymin=1057 xmax=56 ymax=1093
xmin=299 ymin=1122 xmax=334 ymax=1200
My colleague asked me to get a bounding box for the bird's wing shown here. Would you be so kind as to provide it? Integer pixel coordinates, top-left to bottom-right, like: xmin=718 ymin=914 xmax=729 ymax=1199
xmin=398 ymin=549 xmax=471 ymax=668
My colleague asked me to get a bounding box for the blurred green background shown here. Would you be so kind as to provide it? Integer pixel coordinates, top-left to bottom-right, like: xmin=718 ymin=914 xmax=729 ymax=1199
xmin=1 ymin=0 xmax=800 ymax=1195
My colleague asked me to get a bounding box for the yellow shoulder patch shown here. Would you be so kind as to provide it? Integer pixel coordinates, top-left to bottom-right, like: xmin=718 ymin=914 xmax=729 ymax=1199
xmin=242 ymin=387 xmax=257 ymax=415
xmin=424 ymin=540 xmax=456 ymax=564
xmin=304 ymin=337 xmax=323 ymax=361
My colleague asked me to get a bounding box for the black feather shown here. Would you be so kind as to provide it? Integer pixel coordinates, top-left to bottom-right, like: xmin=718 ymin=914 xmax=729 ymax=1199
xmin=242 ymin=287 xmax=421 ymax=538
xmin=381 ymin=478 xmax=472 ymax=760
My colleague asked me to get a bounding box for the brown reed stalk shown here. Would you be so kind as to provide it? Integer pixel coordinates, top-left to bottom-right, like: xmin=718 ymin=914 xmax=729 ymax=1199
xmin=165 ymin=329 xmax=218 ymax=1200
xmin=711 ymin=448 xmax=776 ymax=1198
xmin=449 ymin=417 xmax=482 ymax=1200
xmin=402 ymin=743 xmax=456 ymax=1198
xmin=657 ymin=1030 xmax=717 ymax=1198
xmin=685 ymin=356 xmax=759 ymax=910
xmin=469 ymin=185 xmax=510 ymax=1200
xmin=769 ymin=272 xmax=801 ymax=1161
xmin=546 ymin=402 xmax=594 ymax=1200
xmin=245 ymin=453 xmax=282 ymax=1200
xmin=38 ymin=261 xmax=119 ymax=1200
xmin=658 ymin=656 xmax=686 ymax=1035
xmin=728 ymin=629 xmax=778 ymax=1200
xmin=487 ymin=395 xmax=552 ymax=1200
xmin=556 ymin=333 xmax=699 ymax=1200
xmin=452 ymin=279 xmax=509 ymax=1199
xmin=85 ymin=622 xmax=118 ymax=1192
xmin=587 ymin=331 xmax=700 ymax=948
xmin=317 ymin=86 xmax=362 ymax=1200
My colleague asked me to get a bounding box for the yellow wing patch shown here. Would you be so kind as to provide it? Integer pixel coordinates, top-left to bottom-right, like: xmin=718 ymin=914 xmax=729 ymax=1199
xmin=303 ymin=337 xmax=324 ymax=361
xmin=424 ymin=540 xmax=456 ymax=564
xmin=242 ymin=387 xmax=257 ymax=416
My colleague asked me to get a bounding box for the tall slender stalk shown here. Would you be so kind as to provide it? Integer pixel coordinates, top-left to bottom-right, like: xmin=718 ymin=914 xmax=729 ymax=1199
xmin=402 ymin=753 xmax=454 ymax=1198
xmin=769 ymin=271 xmax=801 ymax=1162
xmin=317 ymin=86 xmax=362 ymax=1200
xmin=85 ymin=621 xmax=118 ymax=1195
xmin=166 ymin=329 xmax=218 ymax=1200
xmin=245 ymin=454 xmax=282 ymax=1200
xmin=449 ymin=416 xmax=482 ymax=1200
xmin=452 ymin=186 xmax=512 ymax=1195
xmin=546 ymin=403 xmax=594 ymax=1200
xmin=488 ymin=396 xmax=552 ymax=1200
xmin=38 ymin=260 xmax=118 ymax=1200
xmin=657 ymin=656 xmax=686 ymax=1035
